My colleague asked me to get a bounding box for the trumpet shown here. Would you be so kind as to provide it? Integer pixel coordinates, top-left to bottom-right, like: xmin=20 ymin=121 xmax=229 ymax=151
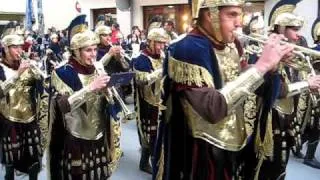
xmin=236 ymin=31 xmax=315 ymax=71
xmin=305 ymin=55 xmax=320 ymax=105
xmin=93 ymin=60 xmax=136 ymax=120
xmin=237 ymin=32 xmax=320 ymax=104
xmin=19 ymin=54 xmax=49 ymax=79
xmin=99 ymin=45 xmax=131 ymax=67
xmin=244 ymin=43 xmax=310 ymax=71
xmin=235 ymin=31 xmax=320 ymax=57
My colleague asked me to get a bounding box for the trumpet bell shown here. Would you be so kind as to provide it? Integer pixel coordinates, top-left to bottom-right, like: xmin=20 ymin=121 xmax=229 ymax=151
xmin=312 ymin=59 xmax=320 ymax=72
xmin=284 ymin=57 xmax=311 ymax=72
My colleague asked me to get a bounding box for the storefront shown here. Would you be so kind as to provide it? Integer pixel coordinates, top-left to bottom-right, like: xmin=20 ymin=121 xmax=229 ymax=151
xmin=92 ymin=8 xmax=117 ymax=27
xmin=143 ymin=4 xmax=190 ymax=34
xmin=243 ymin=1 xmax=265 ymax=26
xmin=0 ymin=12 xmax=25 ymax=35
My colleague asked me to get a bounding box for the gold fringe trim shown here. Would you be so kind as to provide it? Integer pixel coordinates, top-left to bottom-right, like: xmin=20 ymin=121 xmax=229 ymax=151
xmin=254 ymin=113 xmax=274 ymax=180
xmin=135 ymin=70 xmax=150 ymax=84
xmin=168 ymin=56 xmax=214 ymax=87
xmin=156 ymin=145 xmax=165 ymax=180
xmin=51 ymin=70 xmax=74 ymax=95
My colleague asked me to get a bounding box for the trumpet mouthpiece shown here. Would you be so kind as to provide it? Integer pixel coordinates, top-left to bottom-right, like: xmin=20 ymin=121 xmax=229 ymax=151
xmin=233 ymin=29 xmax=243 ymax=36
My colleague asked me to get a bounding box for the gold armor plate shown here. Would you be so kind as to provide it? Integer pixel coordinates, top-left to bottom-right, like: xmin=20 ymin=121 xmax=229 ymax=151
xmin=0 ymin=64 xmax=38 ymax=123
xmin=136 ymin=56 xmax=163 ymax=107
xmin=181 ymin=98 xmax=248 ymax=151
xmin=51 ymin=70 xmax=105 ymax=140
xmin=180 ymin=43 xmax=249 ymax=151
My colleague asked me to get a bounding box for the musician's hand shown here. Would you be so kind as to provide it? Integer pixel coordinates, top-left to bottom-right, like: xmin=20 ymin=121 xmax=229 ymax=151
xmin=281 ymin=53 xmax=295 ymax=64
xmin=18 ymin=60 xmax=31 ymax=75
xmin=255 ymin=34 xmax=294 ymax=74
xmin=108 ymin=46 xmax=122 ymax=58
xmin=307 ymin=75 xmax=320 ymax=91
xmin=89 ymin=74 xmax=110 ymax=92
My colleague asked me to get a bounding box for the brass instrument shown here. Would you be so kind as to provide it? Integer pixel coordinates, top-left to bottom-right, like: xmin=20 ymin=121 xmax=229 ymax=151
xmin=235 ymin=31 xmax=320 ymax=57
xmin=244 ymin=43 xmax=310 ymax=71
xmin=236 ymin=31 xmax=320 ymax=104
xmin=93 ymin=60 xmax=136 ymax=120
xmin=19 ymin=54 xmax=49 ymax=79
xmin=236 ymin=31 xmax=314 ymax=71
xmin=305 ymin=55 xmax=320 ymax=105
xmin=99 ymin=45 xmax=131 ymax=67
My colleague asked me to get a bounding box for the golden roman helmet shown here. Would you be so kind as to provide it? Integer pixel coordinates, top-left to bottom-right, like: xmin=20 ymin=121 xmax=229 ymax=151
xmin=268 ymin=0 xmax=301 ymax=30
xmin=1 ymin=24 xmax=24 ymax=57
xmin=147 ymin=28 xmax=169 ymax=43
xmin=191 ymin=0 xmax=245 ymax=43
xmin=67 ymin=15 xmax=99 ymax=65
xmin=70 ymin=30 xmax=99 ymax=50
xmin=192 ymin=0 xmax=245 ymax=18
xmin=274 ymin=12 xmax=304 ymax=28
xmin=1 ymin=21 xmax=24 ymax=49
xmin=311 ymin=17 xmax=320 ymax=42
xmin=68 ymin=15 xmax=99 ymax=50
xmin=1 ymin=34 xmax=24 ymax=47
xmin=95 ymin=25 xmax=112 ymax=36
xmin=147 ymin=27 xmax=169 ymax=55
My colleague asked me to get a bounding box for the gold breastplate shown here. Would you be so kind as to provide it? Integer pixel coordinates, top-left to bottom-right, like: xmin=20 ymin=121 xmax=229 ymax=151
xmin=51 ymin=70 xmax=105 ymax=140
xmin=182 ymin=99 xmax=247 ymax=151
xmin=182 ymin=44 xmax=249 ymax=151
xmin=140 ymin=78 xmax=162 ymax=107
xmin=0 ymin=64 xmax=37 ymax=123
xmin=140 ymin=57 xmax=163 ymax=107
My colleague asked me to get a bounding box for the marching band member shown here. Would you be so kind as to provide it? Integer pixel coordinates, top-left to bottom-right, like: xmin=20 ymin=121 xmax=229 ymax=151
xmin=132 ymin=27 xmax=169 ymax=174
xmin=244 ymin=2 xmax=320 ymax=179
xmin=48 ymin=15 xmax=119 ymax=179
xmin=152 ymin=0 xmax=298 ymax=179
xmin=0 ymin=30 xmax=44 ymax=180
xmin=294 ymin=17 xmax=320 ymax=169
xmin=95 ymin=25 xmax=132 ymax=103
xmin=95 ymin=24 xmax=127 ymax=171
xmin=95 ymin=25 xmax=129 ymax=75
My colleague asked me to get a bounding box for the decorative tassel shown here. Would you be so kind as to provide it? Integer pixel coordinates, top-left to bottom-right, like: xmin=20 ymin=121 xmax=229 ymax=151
xmin=168 ymin=57 xmax=214 ymax=87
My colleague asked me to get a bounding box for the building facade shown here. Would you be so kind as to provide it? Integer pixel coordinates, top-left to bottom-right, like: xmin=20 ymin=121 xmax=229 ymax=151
xmin=0 ymin=0 xmax=188 ymax=37
xmin=0 ymin=0 xmax=318 ymax=45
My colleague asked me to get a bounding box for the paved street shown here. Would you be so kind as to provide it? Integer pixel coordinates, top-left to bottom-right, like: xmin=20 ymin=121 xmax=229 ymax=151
xmin=0 ymin=104 xmax=319 ymax=179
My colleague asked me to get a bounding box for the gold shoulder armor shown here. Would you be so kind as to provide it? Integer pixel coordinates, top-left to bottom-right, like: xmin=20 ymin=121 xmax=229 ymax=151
xmin=51 ymin=70 xmax=74 ymax=95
